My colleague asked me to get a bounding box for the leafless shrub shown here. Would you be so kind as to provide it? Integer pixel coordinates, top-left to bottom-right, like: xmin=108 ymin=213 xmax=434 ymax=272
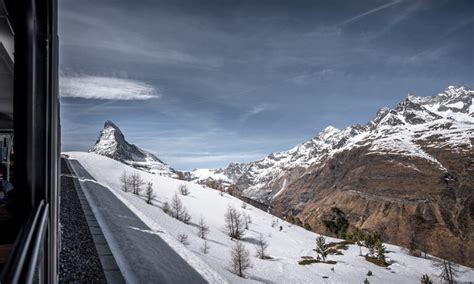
xmin=179 ymin=184 xmax=190 ymax=195
xmin=230 ymin=241 xmax=252 ymax=278
xmin=255 ymin=233 xmax=269 ymax=259
xmin=145 ymin=182 xmax=155 ymax=204
xmin=201 ymin=240 xmax=210 ymax=254
xmin=178 ymin=233 xmax=189 ymax=245
xmin=197 ymin=215 xmax=210 ymax=239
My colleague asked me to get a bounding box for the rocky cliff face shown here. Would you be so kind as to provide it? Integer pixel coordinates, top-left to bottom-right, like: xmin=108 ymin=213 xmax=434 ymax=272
xmin=208 ymin=86 xmax=474 ymax=266
xmin=89 ymin=120 xmax=176 ymax=177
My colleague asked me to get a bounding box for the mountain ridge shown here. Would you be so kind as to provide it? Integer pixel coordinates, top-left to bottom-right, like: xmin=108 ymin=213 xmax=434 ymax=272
xmin=188 ymin=85 xmax=474 ymax=266
xmin=193 ymin=85 xmax=473 ymax=199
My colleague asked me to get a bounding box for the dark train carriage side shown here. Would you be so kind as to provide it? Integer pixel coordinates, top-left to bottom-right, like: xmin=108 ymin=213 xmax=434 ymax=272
xmin=0 ymin=0 xmax=59 ymax=283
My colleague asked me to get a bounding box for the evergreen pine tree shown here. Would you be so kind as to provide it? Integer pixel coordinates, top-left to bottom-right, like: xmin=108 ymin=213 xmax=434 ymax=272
xmin=315 ymin=236 xmax=328 ymax=262
xmin=420 ymin=274 xmax=433 ymax=284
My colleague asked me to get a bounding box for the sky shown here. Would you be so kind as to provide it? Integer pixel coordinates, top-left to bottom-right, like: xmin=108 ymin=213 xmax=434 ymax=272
xmin=59 ymin=0 xmax=474 ymax=170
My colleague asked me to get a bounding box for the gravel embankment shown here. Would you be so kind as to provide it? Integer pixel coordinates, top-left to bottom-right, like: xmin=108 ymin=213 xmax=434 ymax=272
xmin=59 ymin=158 xmax=107 ymax=283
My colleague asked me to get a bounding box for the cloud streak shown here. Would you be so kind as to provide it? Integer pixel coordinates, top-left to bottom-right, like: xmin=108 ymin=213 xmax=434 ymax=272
xmin=239 ymin=103 xmax=274 ymax=122
xmin=60 ymin=75 xmax=160 ymax=100
xmin=340 ymin=0 xmax=403 ymax=26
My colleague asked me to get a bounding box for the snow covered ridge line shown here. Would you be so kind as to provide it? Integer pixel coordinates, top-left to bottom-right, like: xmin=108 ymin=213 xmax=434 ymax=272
xmin=191 ymin=85 xmax=473 ymax=198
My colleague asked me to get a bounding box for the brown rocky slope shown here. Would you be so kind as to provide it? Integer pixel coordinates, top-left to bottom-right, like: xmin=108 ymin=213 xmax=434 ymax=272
xmin=237 ymin=86 xmax=474 ymax=267
xmin=272 ymin=139 xmax=473 ymax=267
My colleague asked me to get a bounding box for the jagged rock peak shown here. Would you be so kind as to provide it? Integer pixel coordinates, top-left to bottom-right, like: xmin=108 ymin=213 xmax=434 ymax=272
xmin=89 ymin=120 xmax=176 ymax=177
xmin=104 ymin=119 xmax=119 ymax=129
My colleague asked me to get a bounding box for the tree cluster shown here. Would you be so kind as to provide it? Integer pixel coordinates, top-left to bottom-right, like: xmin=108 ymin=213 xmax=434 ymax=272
xmin=120 ymin=171 xmax=156 ymax=204
xmin=169 ymin=193 xmax=191 ymax=223
xmin=227 ymin=184 xmax=240 ymax=197
xmin=205 ymin=179 xmax=223 ymax=191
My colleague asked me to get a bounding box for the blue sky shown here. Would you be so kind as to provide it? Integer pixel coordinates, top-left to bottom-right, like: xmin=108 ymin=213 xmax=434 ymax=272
xmin=59 ymin=0 xmax=473 ymax=170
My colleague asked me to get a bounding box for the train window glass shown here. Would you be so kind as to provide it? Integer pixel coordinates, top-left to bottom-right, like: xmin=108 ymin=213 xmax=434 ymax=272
xmin=0 ymin=0 xmax=15 ymax=271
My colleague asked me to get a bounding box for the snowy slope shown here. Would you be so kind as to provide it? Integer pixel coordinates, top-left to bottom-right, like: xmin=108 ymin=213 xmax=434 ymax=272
xmin=88 ymin=120 xmax=176 ymax=177
xmin=67 ymin=152 xmax=474 ymax=283
xmin=199 ymin=86 xmax=473 ymax=201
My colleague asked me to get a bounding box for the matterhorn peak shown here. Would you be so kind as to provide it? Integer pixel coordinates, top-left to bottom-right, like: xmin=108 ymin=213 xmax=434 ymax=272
xmin=104 ymin=119 xmax=119 ymax=129
xmin=89 ymin=120 xmax=177 ymax=177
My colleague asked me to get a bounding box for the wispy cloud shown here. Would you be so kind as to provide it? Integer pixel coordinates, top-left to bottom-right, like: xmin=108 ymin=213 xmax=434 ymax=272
xmin=240 ymin=103 xmax=274 ymax=122
xmin=291 ymin=69 xmax=346 ymax=86
xmin=60 ymin=75 xmax=160 ymax=100
xmin=339 ymin=0 xmax=403 ymax=26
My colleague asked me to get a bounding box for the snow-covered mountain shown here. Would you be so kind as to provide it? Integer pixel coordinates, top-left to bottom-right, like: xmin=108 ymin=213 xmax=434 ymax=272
xmin=189 ymin=162 xmax=250 ymax=186
xmin=198 ymin=86 xmax=473 ymax=201
xmin=66 ymin=152 xmax=474 ymax=283
xmin=190 ymin=86 xmax=474 ymax=267
xmin=88 ymin=120 xmax=176 ymax=177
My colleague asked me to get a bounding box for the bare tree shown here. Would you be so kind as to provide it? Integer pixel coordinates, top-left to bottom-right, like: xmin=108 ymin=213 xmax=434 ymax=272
xmin=179 ymin=184 xmax=190 ymax=196
xmin=197 ymin=215 xmax=210 ymax=239
xmin=145 ymin=182 xmax=155 ymax=204
xmin=230 ymin=241 xmax=252 ymax=278
xmin=255 ymin=233 xmax=269 ymax=259
xmin=128 ymin=172 xmax=145 ymax=195
xmin=244 ymin=215 xmax=250 ymax=230
xmin=315 ymin=236 xmax=328 ymax=262
xmin=177 ymin=233 xmax=189 ymax=245
xmin=432 ymin=259 xmax=460 ymax=284
xmin=200 ymin=240 xmax=210 ymax=254
xmin=225 ymin=206 xmax=245 ymax=239
xmin=120 ymin=171 xmax=129 ymax=192
xmin=170 ymin=193 xmax=191 ymax=223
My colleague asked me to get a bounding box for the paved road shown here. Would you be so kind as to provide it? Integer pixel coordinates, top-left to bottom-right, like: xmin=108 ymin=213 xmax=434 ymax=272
xmin=68 ymin=159 xmax=208 ymax=284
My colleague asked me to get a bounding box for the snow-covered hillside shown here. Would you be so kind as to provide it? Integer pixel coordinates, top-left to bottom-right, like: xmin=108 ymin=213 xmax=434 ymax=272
xmin=88 ymin=120 xmax=176 ymax=177
xmin=67 ymin=152 xmax=474 ymax=283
